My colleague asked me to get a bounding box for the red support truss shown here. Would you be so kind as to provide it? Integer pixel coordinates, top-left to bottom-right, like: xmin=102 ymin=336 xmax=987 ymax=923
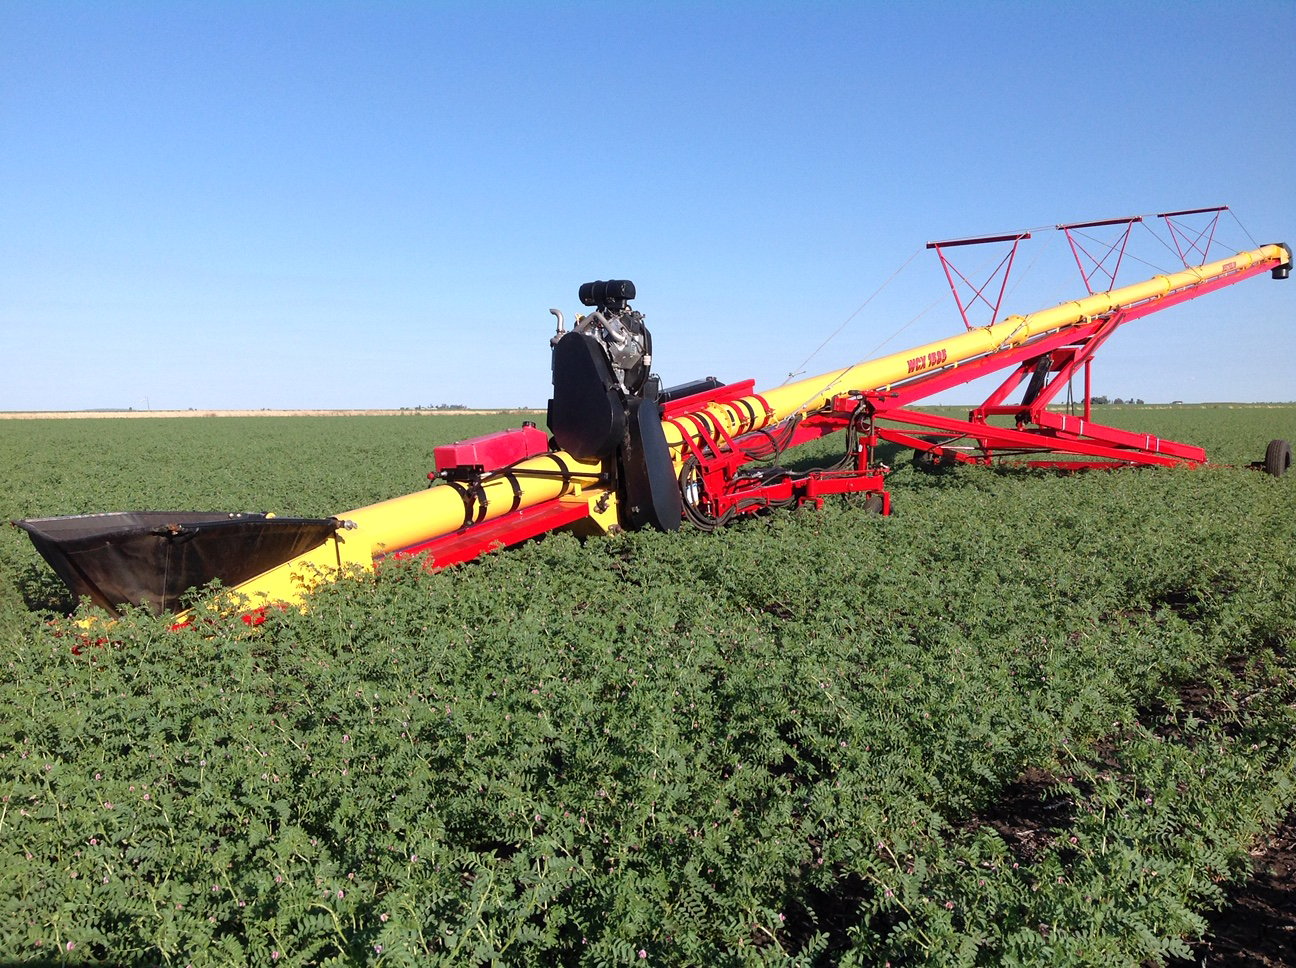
xmin=859 ymin=250 xmax=1278 ymax=472
xmin=927 ymin=231 xmax=1031 ymax=331
xmin=1059 ymin=216 xmax=1142 ymax=294
xmin=1159 ymin=206 xmax=1227 ymax=267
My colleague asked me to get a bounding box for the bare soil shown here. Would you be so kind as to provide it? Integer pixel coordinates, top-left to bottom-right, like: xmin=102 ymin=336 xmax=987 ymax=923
xmin=1168 ymin=813 xmax=1296 ymax=967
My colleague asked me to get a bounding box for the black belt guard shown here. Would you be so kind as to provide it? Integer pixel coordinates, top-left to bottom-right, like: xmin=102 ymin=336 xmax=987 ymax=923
xmin=619 ymin=387 xmax=681 ymax=533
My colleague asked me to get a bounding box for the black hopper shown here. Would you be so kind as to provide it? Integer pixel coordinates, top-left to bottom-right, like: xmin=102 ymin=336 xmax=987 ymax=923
xmin=12 ymin=511 xmax=339 ymax=615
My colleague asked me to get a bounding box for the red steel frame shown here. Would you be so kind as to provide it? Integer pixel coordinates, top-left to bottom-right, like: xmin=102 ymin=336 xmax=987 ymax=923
xmin=866 ymin=213 xmax=1269 ymax=472
xmin=390 ymin=497 xmax=592 ymax=568
xmin=664 ymin=215 xmax=1280 ymax=521
xmin=664 ymin=384 xmax=890 ymax=521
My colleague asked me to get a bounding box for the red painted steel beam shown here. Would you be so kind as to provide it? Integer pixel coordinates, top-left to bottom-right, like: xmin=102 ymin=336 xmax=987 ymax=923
xmin=873 ymin=407 xmax=1197 ymax=468
xmin=389 ymin=500 xmax=591 ymax=569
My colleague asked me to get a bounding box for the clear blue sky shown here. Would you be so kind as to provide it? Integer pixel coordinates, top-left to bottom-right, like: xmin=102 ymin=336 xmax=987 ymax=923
xmin=3 ymin=1 xmax=1294 ymax=411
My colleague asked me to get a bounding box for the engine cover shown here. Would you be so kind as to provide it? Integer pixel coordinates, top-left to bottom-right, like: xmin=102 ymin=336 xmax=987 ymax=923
xmin=547 ymin=331 xmax=627 ymax=461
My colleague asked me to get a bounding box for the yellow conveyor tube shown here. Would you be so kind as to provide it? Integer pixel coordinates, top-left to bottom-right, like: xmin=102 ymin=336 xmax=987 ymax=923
xmin=213 ymin=451 xmax=605 ymax=610
xmin=662 ymin=244 xmax=1288 ymax=453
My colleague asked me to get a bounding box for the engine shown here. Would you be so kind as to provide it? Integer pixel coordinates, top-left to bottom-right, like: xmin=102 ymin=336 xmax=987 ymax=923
xmin=546 ymin=280 xmax=680 ymax=532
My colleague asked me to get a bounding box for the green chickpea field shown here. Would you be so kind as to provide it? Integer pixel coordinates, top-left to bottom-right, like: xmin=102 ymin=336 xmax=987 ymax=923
xmin=2 ymin=406 xmax=1293 ymax=966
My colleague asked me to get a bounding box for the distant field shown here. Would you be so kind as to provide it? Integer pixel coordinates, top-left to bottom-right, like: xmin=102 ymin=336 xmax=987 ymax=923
xmin=1 ymin=405 xmax=1293 ymax=965
xmin=0 ymin=408 xmax=542 ymax=419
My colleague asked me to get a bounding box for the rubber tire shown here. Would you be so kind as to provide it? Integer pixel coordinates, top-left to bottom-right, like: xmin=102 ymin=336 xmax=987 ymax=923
xmin=912 ymin=436 xmax=957 ymax=473
xmin=1264 ymin=439 xmax=1292 ymax=478
xmin=863 ymin=493 xmax=885 ymax=514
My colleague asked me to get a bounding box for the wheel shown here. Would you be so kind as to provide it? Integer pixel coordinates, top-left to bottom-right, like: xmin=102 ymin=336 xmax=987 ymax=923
xmin=863 ymin=492 xmax=885 ymax=514
xmin=1264 ymin=439 xmax=1292 ymax=477
xmin=912 ymin=436 xmax=957 ymax=472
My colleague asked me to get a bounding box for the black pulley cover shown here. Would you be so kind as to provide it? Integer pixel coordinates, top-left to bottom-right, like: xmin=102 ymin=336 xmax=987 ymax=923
xmin=547 ymin=331 xmax=626 ymax=460
xmin=620 ymin=388 xmax=682 ymax=532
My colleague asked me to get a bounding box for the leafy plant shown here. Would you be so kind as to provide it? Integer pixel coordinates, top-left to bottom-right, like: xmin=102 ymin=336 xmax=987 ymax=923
xmin=0 ymin=408 xmax=1293 ymax=965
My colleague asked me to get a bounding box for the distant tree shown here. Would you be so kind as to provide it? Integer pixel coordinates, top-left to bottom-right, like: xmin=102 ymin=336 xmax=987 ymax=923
xmin=1113 ymin=397 xmax=1125 ymax=405
xmin=1092 ymin=395 xmax=1110 ymax=405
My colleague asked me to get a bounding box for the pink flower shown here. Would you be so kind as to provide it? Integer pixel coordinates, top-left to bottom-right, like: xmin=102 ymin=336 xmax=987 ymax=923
xmin=638 ymin=950 xmax=647 ymax=959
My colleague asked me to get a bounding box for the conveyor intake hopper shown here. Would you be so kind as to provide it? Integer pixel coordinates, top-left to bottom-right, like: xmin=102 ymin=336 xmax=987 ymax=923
xmin=13 ymin=512 xmax=339 ymax=615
